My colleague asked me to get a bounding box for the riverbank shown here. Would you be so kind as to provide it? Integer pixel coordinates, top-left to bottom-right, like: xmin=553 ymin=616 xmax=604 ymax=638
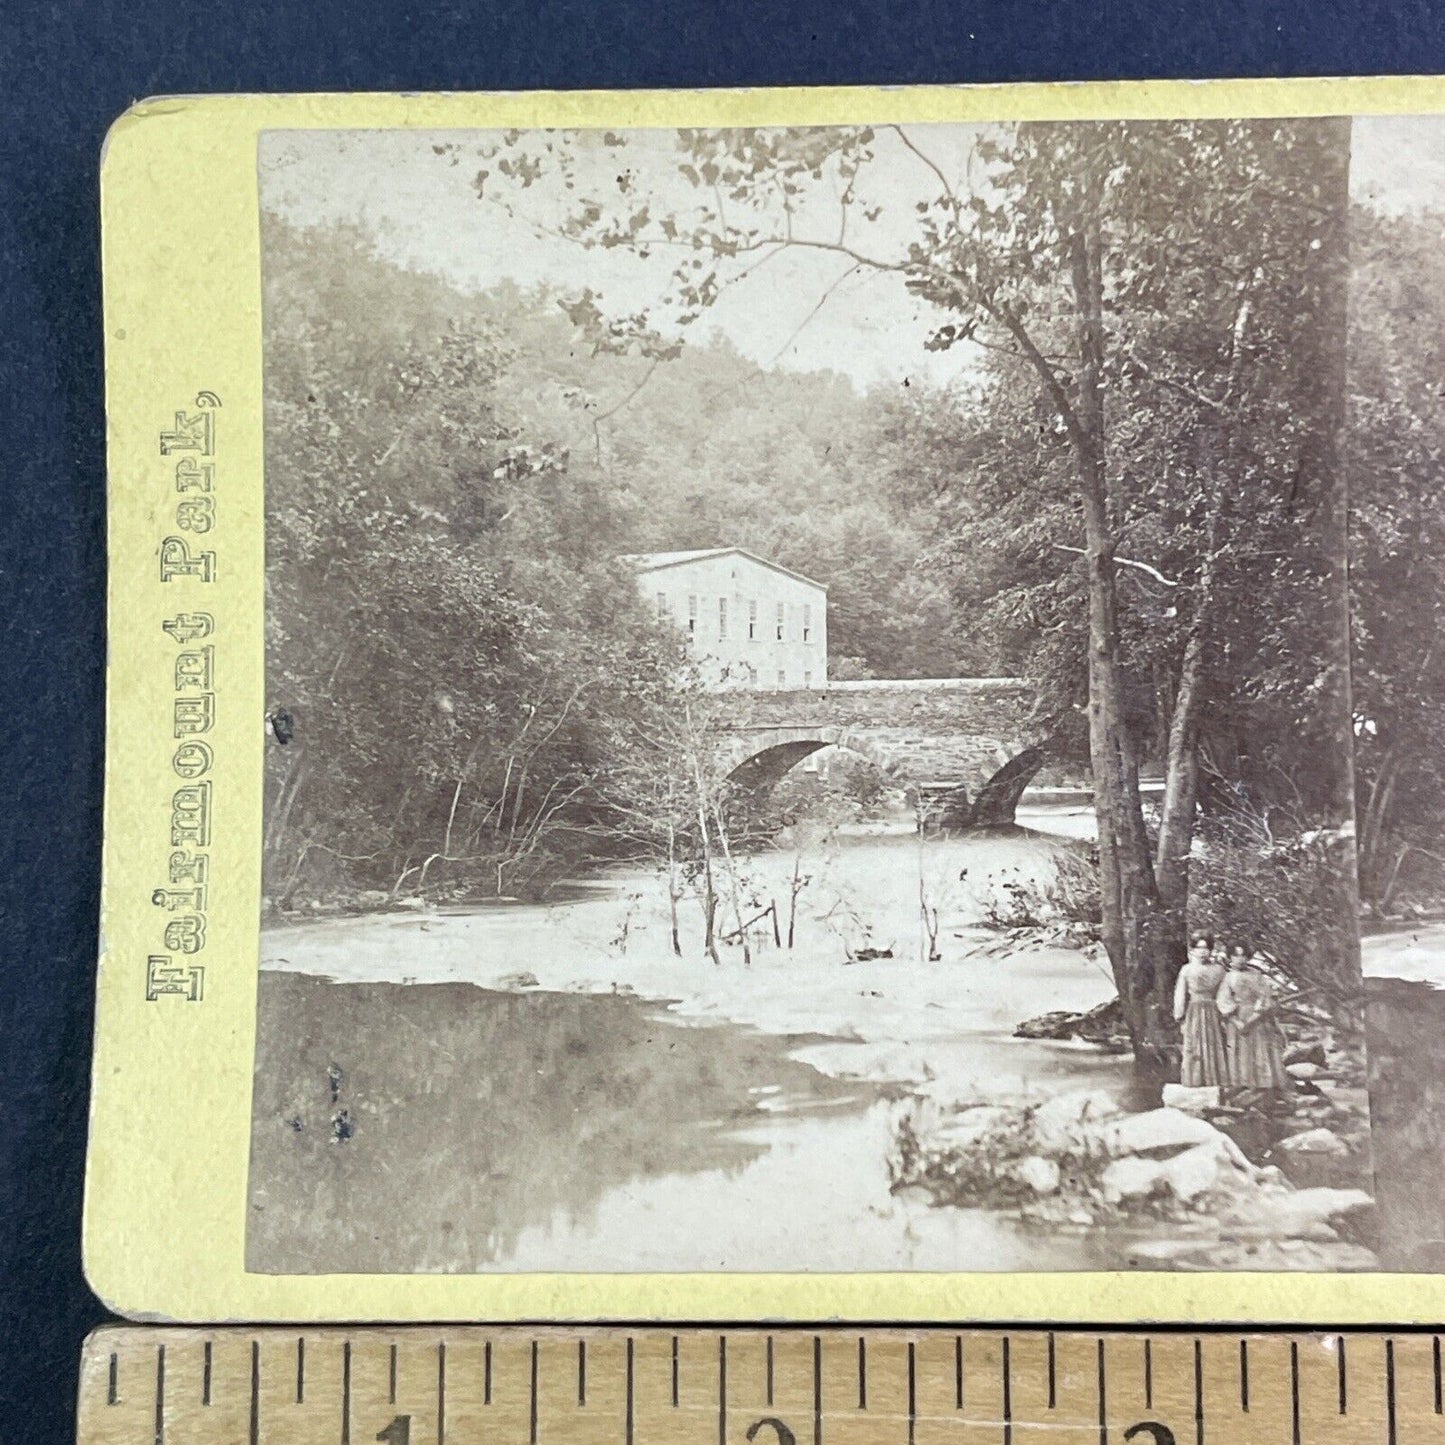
xmin=262 ymin=827 xmax=1125 ymax=1105
xmin=251 ymin=831 xmax=1437 ymax=1273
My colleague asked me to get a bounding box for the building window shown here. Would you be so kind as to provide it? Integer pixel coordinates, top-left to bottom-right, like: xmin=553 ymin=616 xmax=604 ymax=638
xmin=656 ymin=592 xmax=667 ymax=621
xmin=776 ymin=602 xmax=785 ymax=641
xmin=718 ymin=596 xmax=728 ymax=639
xmin=777 ymin=669 xmax=786 ymax=689
xmin=804 ymin=670 xmax=813 ymax=688
xmin=748 ymin=599 xmax=758 ymax=640
xmin=687 ymin=595 xmax=698 ymax=635
xmin=803 ymin=603 xmax=812 ymax=642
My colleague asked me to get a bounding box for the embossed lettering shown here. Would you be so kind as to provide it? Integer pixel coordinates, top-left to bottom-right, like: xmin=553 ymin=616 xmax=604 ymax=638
xmin=146 ymin=955 xmax=204 ymax=1002
xmin=167 ymin=849 xmax=208 ymax=887
xmin=174 ymin=457 xmax=215 ymax=493
xmin=175 ymin=496 xmax=215 ymax=533
xmin=173 ymin=694 xmax=215 ymax=737
xmin=152 ymin=886 xmax=206 ymax=912
xmin=172 ymin=741 xmax=213 ymax=779
xmin=160 ymin=535 xmax=216 ymax=583
xmin=159 ymin=410 xmax=214 ymax=456
xmin=169 ymin=782 xmax=212 ymax=848
xmin=163 ymin=915 xmax=207 ymax=954
xmin=163 ymin=611 xmax=214 ymax=644
xmin=174 ymin=646 xmax=214 ymax=692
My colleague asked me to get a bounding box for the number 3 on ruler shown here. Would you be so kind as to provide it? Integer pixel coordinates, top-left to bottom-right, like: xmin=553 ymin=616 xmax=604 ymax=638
xmin=377 ymin=1417 xmax=411 ymax=1445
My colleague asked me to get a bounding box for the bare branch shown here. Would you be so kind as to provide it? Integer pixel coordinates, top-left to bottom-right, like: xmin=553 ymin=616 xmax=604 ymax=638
xmin=890 ymin=125 xmax=960 ymax=214
xmin=1054 ymin=543 xmax=1181 ymax=588
xmin=765 ymin=262 xmax=862 ymax=367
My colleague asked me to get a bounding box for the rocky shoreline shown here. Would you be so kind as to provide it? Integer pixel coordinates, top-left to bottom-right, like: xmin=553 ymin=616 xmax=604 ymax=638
xmin=890 ymin=994 xmax=1377 ymax=1270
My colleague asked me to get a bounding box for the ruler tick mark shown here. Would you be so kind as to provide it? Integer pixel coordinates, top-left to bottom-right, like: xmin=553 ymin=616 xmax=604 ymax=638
xmin=530 ymin=1340 xmax=539 ymax=1445
xmin=1290 ymin=1341 xmax=1301 ymax=1445
xmin=389 ymin=1344 xmax=397 ymax=1405
xmin=765 ymin=1336 xmax=773 ymax=1408
xmin=813 ymin=1336 xmax=822 ymax=1445
xmin=1143 ymin=1339 xmax=1153 ymax=1410
xmin=297 ymin=1338 xmax=305 ymax=1404
xmin=483 ymin=1342 xmax=491 ymax=1406
xmin=578 ymin=1340 xmax=586 ymax=1406
xmin=1193 ymin=1339 xmax=1203 ymax=1445
xmin=249 ymin=1341 xmax=260 ymax=1445
xmin=857 ymin=1336 xmax=866 ymax=1410
xmin=1386 ymin=1339 xmax=1398 ymax=1445
xmin=1338 ymin=1335 xmax=1348 ymax=1414
xmin=1001 ymin=1337 xmax=1011 ymax=1445
xmin=108 ymin=1352 xmax=118 ymax=1407
xmin=154 ymin=1345 xmax=165 ymax=1445
xmin=1097 ymin=1338 xmax=1107 ymax=1445
xmin=907 ymin=1341 xmax=916 ymax=1445
xmin=341 ymin=1342 xmax=351 ymax=1445
xmin=718 ymin=1336 xmax=727 ymax=1445
xmin=1435 ymin=1335 xmax=1442 ymax=1414
xmin=955 ymin=1336 xmax=964 ymax=1410
xmin=1047 ymin=1332 xmax=1056 ymax=1410
xmin=437 ymin=1342 xmax=446 ymax=1445
xmin=1239 ymin=1339 xmax=1249 ymax=1413
xmin=671 ymin=1336 xmax=679 ymax=1408
xmin=626 ymin=1337 xmax=635 ymax=1445
xmin=202 ymin=1343 xmax=212 ymax=1407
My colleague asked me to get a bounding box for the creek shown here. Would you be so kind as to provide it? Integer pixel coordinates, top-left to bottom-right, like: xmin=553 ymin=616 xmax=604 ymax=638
xmin=248 ymin=809 xmax=1150 ymax=1273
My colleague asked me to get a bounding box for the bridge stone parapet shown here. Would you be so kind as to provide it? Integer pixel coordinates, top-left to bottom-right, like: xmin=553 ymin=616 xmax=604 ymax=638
xmin=713 ymin=678 xmax=1053 ymax=827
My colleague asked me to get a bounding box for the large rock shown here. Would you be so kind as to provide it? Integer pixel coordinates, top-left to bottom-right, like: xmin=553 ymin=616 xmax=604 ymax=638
xmin=1286 ymin=1061 xmax=1324 ymax=1080
xmin=1158 ymin=1137 xmax=1255 ymax=1203
xmin=1100 ymin=1154 xmax=1166 ymax=1204
xmin=1012 ymin=1155 xmax=1061 ymax=1195
xmin=1095 ymin=1107 xmax=1221 ymax=1159
xmin=1014 ymin=1010 xmax=1084 ymax=1040
xmin=1276 ymin=1127 xmax=1348 ymax=1157
xmin=1161 ymin=1083 xmax=1221 ymax=1115
xmin=1100 ymin=1134 xmax=1257 ymax=1208
xmin=1029 ymin=1089 xmax=1124 ymax=1153
xmin=931 ymin=1105 xmax=1013 ymax=1150
xmin=1132 ymin=1237 xmax=1379 ymax=1271
xmin=1223 ymin=1186 xmax=1374 ymax=1241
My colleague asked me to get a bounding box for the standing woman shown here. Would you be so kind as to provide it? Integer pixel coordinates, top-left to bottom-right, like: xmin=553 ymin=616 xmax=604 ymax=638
xmin=1217 ymin=944 xmax=1290 ymax=1093
xmin=1173 ymin=934 xmax=1230 ymax=1087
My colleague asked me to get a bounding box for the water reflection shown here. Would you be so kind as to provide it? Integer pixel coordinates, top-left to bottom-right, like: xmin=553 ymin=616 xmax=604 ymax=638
xmin=247 ymin=974 xmax=873 ymax=1273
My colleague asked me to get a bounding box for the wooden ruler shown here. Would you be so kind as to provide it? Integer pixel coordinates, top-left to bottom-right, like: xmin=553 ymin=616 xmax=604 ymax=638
xmin=79 ymin=1327 xmax=1445 ymax=1445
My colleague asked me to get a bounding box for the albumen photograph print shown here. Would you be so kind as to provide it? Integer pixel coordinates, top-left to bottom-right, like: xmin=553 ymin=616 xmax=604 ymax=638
xmin=247 ymin=115 xmax=1445 ymax=1275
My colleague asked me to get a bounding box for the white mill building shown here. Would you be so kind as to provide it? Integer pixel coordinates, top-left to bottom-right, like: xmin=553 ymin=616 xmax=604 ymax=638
xmin=623 ymin=547 xmax=828 ymax=691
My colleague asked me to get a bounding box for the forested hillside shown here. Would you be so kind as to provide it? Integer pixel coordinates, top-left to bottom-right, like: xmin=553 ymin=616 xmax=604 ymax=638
xmin=261 ymin=187 xmax=1445 ymax=945
xmin=263 ymin=215 xmax=971 ymax=680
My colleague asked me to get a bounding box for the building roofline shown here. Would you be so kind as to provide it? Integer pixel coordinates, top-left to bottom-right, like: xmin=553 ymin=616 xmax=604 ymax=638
xmin=620 ymin=547 xmax=829 ymax=591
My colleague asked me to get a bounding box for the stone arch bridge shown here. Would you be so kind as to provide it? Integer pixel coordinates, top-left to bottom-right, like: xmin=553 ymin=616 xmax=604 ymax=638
xmin=714 ymin=678 xmax=1054 ymax=828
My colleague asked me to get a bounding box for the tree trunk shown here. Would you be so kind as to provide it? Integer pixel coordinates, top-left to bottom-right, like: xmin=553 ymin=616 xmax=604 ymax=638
xmin=1065 ymin=213 xmax=1171 ymax=1067
xmin=1154 ymin=485 xmax=1225 ymax=994
xmin=1293 ymin=118 xmax=1363 ymax=1003
xmin=666 ymin=821 xmax=683 ymax=957
xmin=1154 ymin=624 xmax=1204 ymax=954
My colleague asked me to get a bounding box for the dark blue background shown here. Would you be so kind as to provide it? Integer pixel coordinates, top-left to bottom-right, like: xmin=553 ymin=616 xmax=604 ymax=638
xmin=3 ymin=2 xmax=1442 ymax=1441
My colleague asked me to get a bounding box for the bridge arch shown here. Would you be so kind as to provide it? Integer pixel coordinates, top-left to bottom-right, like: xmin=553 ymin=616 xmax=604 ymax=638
xmin=719 ymin=725 xmax=1053 ymax=829
xmin=720 ymin=726 xmax=900 ymax=797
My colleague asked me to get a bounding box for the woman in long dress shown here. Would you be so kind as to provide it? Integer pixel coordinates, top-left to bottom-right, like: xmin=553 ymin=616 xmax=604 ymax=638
xmin=1173 ymin=933 xmax=1229 ymax=1087
xmin=1217 ymin=945 xmax=1290 ymax=1092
